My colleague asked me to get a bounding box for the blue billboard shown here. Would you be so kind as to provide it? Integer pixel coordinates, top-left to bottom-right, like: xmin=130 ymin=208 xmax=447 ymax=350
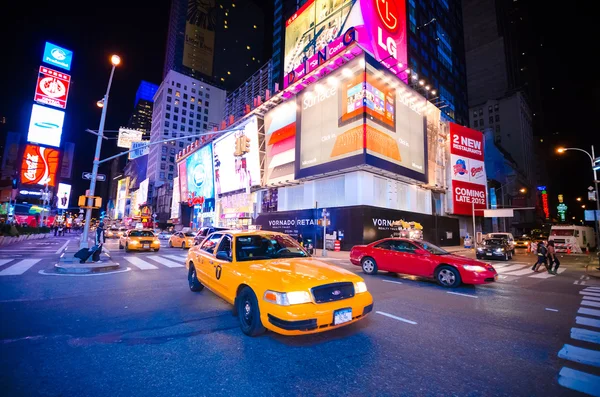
xmin=42 ymin=42 xmax=73 ymax=71
xmin=186 ymin=144 xmax=215 ymax=200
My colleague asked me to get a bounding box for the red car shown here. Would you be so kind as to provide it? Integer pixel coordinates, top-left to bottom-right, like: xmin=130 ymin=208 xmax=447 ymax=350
xmin=350 ymin=238 xmax=497 ymax=288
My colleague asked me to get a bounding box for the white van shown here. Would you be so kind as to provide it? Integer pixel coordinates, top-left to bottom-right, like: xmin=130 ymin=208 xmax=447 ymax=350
xmin=548 ymin=225 xmax=596 ymax=253
xmin=486 ymin=233 xmax=515 ymax=253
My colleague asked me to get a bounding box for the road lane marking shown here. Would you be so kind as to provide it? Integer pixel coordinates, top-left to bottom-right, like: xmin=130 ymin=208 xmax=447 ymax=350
xmin=579 ymin=307 xmax=600 ymax=317
xmin=38 ymin=267 xmax=132 ymax=276
xmin=571 ymin=328 xmax=600 ymax=345
xmin=0 ymin=259 xmax=41 ymax=276
xmin=503 ymin=267 xmax=537 ymax=276
xmin=447 ymin=291 xmax=478 ymax=299
xmin=558 ymin=367 xmax=600 ymax=397
xmin=0 ymin=259 xmax=13 ymax=267
xmin=164 ymin=254 xmax=187 ymax=262
xmin=583 ymin=296 xmax=600 ymax=302
xmin=576 ymin=316 xmax=600 ymax=329
xmin=545 ymin=308 xmax=559 ymax=312
xmin=495 ymin=264 xmax=528 ymax=274
xmin=123 ymin=257 xmax=158 ymax=270
xmin=580 ymin=291 xmax=600 ymax=298
xmin=582 ymin=300 xmax=600 ymax=308
xmin=376 ymin=311 xmax=417 ymax=325
xmin=381 ymin=279 xmax=403 ymax=285
xmin=558 ymin=344 xmax=600 ymax=367
xmin=584 ymin=287 xmax=600 ymax=292
xmin=530 ymin=268 xmax=567 ymax=278
xmin=55 ymin=240 xmax=70 ymax=254
xmin=148 ymin=256 xmax=184 ymax=268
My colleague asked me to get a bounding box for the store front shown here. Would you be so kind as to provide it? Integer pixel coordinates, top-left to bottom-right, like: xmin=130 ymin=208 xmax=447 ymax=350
xmin=217 ymin=191 xmax=255 ymax=229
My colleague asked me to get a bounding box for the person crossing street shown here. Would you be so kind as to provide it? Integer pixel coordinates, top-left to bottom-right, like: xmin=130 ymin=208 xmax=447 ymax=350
xmin=531 ymin=241 xmax=548 ymax=272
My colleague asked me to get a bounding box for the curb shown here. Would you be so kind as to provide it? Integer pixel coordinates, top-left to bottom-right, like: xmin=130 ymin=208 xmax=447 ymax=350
xmin=54 ymin=262 xmax=120 ymax=274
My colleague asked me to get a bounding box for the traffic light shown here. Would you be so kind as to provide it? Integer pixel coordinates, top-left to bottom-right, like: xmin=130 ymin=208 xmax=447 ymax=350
xmin=234 ymin=136 xmax=243 ymax=156
xmin=241 ymin=135 xmax=251 ymax=154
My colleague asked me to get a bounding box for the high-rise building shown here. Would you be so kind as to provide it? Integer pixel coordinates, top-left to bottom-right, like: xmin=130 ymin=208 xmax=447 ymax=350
xmin=163 ymin=0 xmax=269 ymax=91
xmin=147 ymin=70 xmax=226 ymax=222
xmin=127 ymin=81 xmax=159 ymax=137
xmin=224 ymin=60 xmax=273 ymax=120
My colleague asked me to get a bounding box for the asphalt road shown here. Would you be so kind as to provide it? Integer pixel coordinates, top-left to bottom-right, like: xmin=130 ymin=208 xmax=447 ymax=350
xmin=1 ymin=236 xmax=599 ymax=396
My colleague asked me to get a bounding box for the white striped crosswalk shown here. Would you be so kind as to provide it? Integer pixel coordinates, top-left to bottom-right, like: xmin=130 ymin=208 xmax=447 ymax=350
xmin=0 ymin=259 xmax=41 ymax=276
xmin=123 ymin=254 xmax=187 ymax=270
xmin=491 ymin=262 xmax=566 ymax=279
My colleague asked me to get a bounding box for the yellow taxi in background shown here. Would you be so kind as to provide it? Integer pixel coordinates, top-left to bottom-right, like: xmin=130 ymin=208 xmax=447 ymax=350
xmin=119 ymin=229 xmax=160 ymax=252
xmin=169 ymin=231 xmax=196 ymax=249
xmin=185 ymin=230 xmax=373 ymax=336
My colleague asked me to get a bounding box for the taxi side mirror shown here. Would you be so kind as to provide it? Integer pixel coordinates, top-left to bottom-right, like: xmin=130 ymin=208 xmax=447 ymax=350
xmin=216 ymin=251 xmax=232 ymax=262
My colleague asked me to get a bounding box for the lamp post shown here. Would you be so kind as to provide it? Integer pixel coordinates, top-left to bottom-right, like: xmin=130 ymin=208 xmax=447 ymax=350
xmin=557 ymin=146 xmax=600 ymax=253
xmin=80 ymin=54 xmax=121 ymax=249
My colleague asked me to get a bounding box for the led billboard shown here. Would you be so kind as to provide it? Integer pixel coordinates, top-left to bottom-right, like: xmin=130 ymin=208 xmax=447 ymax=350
xmin=265 ymin=99 xmax=297 ymax=185
xmin=117 ymin=128 xmax=144 ymax=149
xmin=57 ymin=183 xmax=71 ymax=209
xmin=213 ymin=116 xmax=262 ymax=195
xmin=185 ymin=144 xmax=215 ymax=200
xmin=42 ymin=42 xmax=73 ymax=71
xmin=182 ymin=0 xmax=216 ymax=76
xmin=34 ymin=66 xmax=71 ymax=109
xmin=137 ymin=178 xmax=149 ymax=205
xmin=27 ymin=104 xmax=65 ymax=148
xmin=21 ymin=144 xmax=60 ymax=187
xmin=178 ymin=161 xmax=189 ymax=202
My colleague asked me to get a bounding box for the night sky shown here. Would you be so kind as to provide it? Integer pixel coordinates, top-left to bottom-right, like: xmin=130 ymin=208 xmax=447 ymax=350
xmin=1 ymin=0 xmax=599 ymax=221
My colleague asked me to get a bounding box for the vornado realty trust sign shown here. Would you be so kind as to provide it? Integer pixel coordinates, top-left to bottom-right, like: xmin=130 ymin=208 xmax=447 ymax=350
xmin=449 ymin=123 xmax=487 ymax=216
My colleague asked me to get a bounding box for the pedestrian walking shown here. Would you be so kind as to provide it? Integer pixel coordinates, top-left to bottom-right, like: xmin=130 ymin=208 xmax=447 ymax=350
xmin=531 ymin=241 xmax=548 ymax=272
xmin=58 ymin=223 xmax=64 ymax=236
xmin=297 ymin=233 xmax=304 ymax=247
xmin=92 ymin=222 xmax=106 ymax=263
xmin=547 ymin=241 xmax=560 ymax=275
xmin=530 ymin=240 xmax=537 ymax=256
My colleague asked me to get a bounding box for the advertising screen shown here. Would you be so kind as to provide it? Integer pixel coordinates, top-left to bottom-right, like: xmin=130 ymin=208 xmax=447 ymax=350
xmin=56 ymin=183 xmax=71 ymax=209
xmin=20 ymin=144 xmax=60 ymax=187
xmin=27 ymin=104 xmax=65 ymax=148
xmin=117 ymin=128 xmax=144 ymax=149
xmin=185 ymin=144 xmax=215 ymax=200
xmin=60 ymin=142 xmax=75 ymax=179
xmin=116 ymin=178 xmax=129 ymax=219
xmin=213 ymin=116 xmax=262 ymax=195
xmin=264 ymin=99 xmax=296 ymax=185
xmin=171 ymin=177 xmax=181 ymax=220
xmin=449 ymin=123 xmax=487 ymax=216
xmin=296 ymin=56 xmax=366 ymax=178
xmin=137 ymin=178 xmax=149 ymax=205
xmin=42 ymin=42 xmax=73 ymax=71
xmin=178 ymin=161 xmax=189 ymax=202
xmin=34 ymin=66 xmax=71 ymax=109
xmin=364 ymin=61 xmax=426 ymax=179
xmin=182 ymin=0 xmax=216 ymax=76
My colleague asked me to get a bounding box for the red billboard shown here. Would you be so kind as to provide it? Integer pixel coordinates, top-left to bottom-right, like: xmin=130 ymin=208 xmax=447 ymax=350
xmin=34 ymin=66 xmax=71 ymax=109
xmin=20 ymin=144 xmax=60 ymax=187
xmin=449 ymin=123 xmax=487 ymax=216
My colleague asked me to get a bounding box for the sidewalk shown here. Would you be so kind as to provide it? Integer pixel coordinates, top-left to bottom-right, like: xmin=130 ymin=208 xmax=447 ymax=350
xmin=586 ymin=255 xmax=600 ymax=279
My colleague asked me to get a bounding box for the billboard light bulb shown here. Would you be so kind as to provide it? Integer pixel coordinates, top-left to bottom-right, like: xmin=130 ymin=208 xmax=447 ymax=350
xmin=111 ymin=55 xmax=121 ymax=66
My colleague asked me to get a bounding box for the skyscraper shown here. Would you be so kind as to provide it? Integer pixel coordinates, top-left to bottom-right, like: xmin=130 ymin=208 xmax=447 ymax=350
xmin=127 ymin=81 xmax=159 ymax=137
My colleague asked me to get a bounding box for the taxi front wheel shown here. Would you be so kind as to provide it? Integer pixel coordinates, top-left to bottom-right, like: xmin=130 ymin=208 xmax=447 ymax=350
xmin=188 ymin=264 xmax=204 ymax=292
xmin=237 ymin=286 xmax=265 ymax=337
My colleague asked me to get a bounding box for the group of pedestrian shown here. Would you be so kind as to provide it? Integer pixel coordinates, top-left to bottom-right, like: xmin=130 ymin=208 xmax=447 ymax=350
xmin=531 ymin=241 xmax=560 ymax=275
xmin=53 ymin=223 xmax=67 ymax=236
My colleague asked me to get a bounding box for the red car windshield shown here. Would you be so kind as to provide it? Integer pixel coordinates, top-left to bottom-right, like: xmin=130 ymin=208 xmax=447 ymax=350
xmin=415 ymin=241 xmax=449 ymax=255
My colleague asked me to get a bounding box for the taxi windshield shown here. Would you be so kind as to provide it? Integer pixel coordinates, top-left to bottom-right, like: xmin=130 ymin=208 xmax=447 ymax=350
xmin=235 ymin=235 xmax=309 ymax=261
xmin=184 ymin=232 xmax=195 ymax=237
xmin=129 ymin=231 xmax=155 ymax=237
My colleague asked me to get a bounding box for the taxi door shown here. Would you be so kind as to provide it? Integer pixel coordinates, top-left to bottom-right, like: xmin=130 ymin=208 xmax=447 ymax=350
xmin=209 ymin=235 xmax=237 ymax=303
xmin=195 ymin=233 xmax=224 ymax=290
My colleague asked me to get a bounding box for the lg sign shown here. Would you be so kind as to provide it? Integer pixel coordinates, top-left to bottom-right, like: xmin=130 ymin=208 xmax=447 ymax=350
xmin=376 ymin=0 xmax=400 ymax=59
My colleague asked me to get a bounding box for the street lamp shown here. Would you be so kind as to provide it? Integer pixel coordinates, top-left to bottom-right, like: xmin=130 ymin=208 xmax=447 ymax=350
xmin=577 ymin=197 xmax=582 ymax=201
xmin=519 ymin=188 xmax=526 ymax=193
xmin=557 ymin=145 xmax=600 ymax=253
xmin=582 ymin=205 xmax=586 ymax=209
xmin=79 ymin=54 xmax=121 ymax=249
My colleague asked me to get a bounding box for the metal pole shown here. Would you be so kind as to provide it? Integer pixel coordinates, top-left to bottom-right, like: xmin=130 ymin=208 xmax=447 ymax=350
xmin=592 ymin=145 xmax=600 ymax=253
xmin=501 ymin=186 xmax=506 ymax=232
xmin=322 ymin=212 xmax=327 ymax=257
xmin=80 ymin=65 xmax=116 ymax=249
xmin=472 ymin=201 xmax=476 ymax=251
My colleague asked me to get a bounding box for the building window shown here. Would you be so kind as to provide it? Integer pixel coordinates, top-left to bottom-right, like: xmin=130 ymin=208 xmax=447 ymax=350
xmin=188 ymin=119 xmax=193 ymax=126
xmin=495 ymin=114 xmax=500 ymax=122
xmin=206 ymin=93 xmax=210 ymax=98
xmin=495 ymin=125 xmax=501 ymax=133
xmin=179 ymin=142 xmax=184 ymax=148
xmin=168 ymin=174 xmax=173 ymax=180
xmin=160 ymin=172 xmax=165 ymax=179
xmin=167 ymin=96 xmax=172 ymax=103
xmin=176 ymin=83 xmax=181 ymax=88
xmin=494 ymin=135 xmax=501 ymax=144
xmin=164 ymin=120 xmax=170 ymax=127
xmin=183 ymin=102 xmax=188 ymax=108
xmin=174 ymin=107 xmax=179 ymax=113
xmin=168 ymin=88 xmax=172 ymax=94
xmin=197 ymin=114 xmax=202 ymax=120
xmin=205 ymin=101 xmax=209 ymax=107
xmin=174 ymin=100 xmax=179 ymax=106
xmin=494 ymin=104 xmax=499 ymax=111
xmin=480 ymin=119 xmax=483 ymax=125
xmin=189 ymin=112 xmax=194 ymax=118
xmin=192 ymin=88 xmax=196 ymax=93
xmin=166 ymin=104 xmax=171 ymax=111
xmin=184 ymin=85 xmax=187 ymax=91
xmin=170 ymin=156 xmax=175 ymax=163
xmin=163 ymin=129 xmax=169 ymax=135
xmin=162 ymin=146 xmax=167 ymax=154
xmin=182 ymin=109 xmax=187 ymax=116
xmin=204 ymin=109 xmax=208 ymax=114
xmin=188 ymin=127 xmax=193 ymax=132
xmin=175 ymin=91 xmax=181 ymax=97
xmin=182 ymin=117 xmax=186 ymax=123
xmin=169 ymin=165 xmax=174 ymax=172
xmin=160 ymin=163 xmax=166 ymax=170
xmin=198 ymin=91 xmax=203 ymax=97
xmin=488 ymin=106 xmax=493 ymax=113
xmin=196 ymin=121 xmax=201 ymax=127
xmin=165 ymin=113 xmax=170 ymax=119
xmin=170 ymin=148 xmax=175 ymax=155
xmin=203 ymin=123 xmax=208 ymax=129
xmin=180 ymin=125 xmax=185 ymax=131
xmin=473 ymin=111 xmax=477 ymax=118
xmin=191 ymin=96 xmax=195 ymax=103
xmin=203 ymin=116 xmax=208 ymax=122
xmin=489 ymin=116 xmax=494 ymax=123
xmin=183 ymin=93 xmax=188 ymax=100
xmin=173 ymin=123 xmax=178 ymax=129
xmin=161 ymin=155 xmax=166 ymax=162
xmin=173 ymin=115 xmax=179 ymax=122
xmin=478 ymin=108 xmax=483 ymax=116
xmin=172 ymin=132 xmax=177 ymax=138
xmin=473 ymin=120 xmax=478 ymax=127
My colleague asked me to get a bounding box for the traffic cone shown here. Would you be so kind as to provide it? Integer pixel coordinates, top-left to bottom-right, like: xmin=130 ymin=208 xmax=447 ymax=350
xmin=586 ymin=245 xmax=590 ymax=255
xmin=567 ymin=246 xmax=571 ymax=254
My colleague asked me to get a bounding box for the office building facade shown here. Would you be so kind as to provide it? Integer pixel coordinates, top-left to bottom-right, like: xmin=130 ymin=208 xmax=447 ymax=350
xmin=127 ymin=81 xmax=159 ymax=136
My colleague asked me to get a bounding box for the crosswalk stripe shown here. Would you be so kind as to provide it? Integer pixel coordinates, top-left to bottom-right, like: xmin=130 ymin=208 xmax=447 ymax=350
xmin=148 ymin=256 xmax=184 ymax=268
xmin=584 ymin=287 xmax=600 ymax=292
xmin=580 ymin=291 xmax=600 ymax=298
xmin=164 ymin=254 xmax=188 ymax=262
xmin=495 ymin=264 xmax=527 ymax=274
xmin=576 ymin=316 xmax=600 ymax=329
xmin=503 ymin=267 xmax=537 ymax=276
xmin=0 ymin=259 xmax=13 ymax=267
xmin=558 ymin=344 xmax=600 ymax=368
xmin=558 ymin=367 xmax=600 ymax=397
xmin=579 ymin=307 xmax=600 ymax=318
xmin=583 ymin=296 xmax=600 ymax=302
xmin=123 ymin=257 xmax=158 ymax=270
xmin=530 ymin=268 xmax=567 ymax=278
xmin=582 ymin=300 xmax=600 ymax=308
xmin=571 ymin=328 xmax=600 ymax=345
xmin=0 ymin=259 xmax=41 ymax=276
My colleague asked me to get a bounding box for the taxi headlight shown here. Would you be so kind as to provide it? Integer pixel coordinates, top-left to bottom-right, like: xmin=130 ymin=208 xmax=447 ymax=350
xmin=263 ymin=290 xmax=311 ymax=306
xmin=354 ymin=281 xmax=368 ymax=294
xmin=130 ymin=240 xmax=139 ymax=245
xmin=152 ymin=239 xmax=160 ymax=245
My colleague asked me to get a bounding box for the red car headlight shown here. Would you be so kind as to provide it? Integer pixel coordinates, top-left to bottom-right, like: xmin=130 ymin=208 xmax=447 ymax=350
xmin=463 ymin=265 xmax=488 ymax=272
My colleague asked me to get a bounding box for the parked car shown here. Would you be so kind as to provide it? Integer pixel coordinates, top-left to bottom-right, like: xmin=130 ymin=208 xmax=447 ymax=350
xmin=194 ymin=226 xmax=230 ymax=245
xmin=186 ymin=230 xmax=373 ymax=336
xmin=477 ymin=238 xmax=513 ymax=260
xmin=119 ymin=229 xmax=160 ymax=252
xmin=486 ymin=233 xmax=515 ymax=253
xmin=350 ymin=238 xmax=497 ymax=288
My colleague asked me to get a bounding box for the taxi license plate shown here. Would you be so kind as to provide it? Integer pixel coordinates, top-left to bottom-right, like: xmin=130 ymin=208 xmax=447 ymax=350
xmin=333 ymin=308 xmax=352 ymax=325
xmin=486 ymin=253 xmax=492 ymax=256
xmin=143 ymin=244 xmax=150 ymax=249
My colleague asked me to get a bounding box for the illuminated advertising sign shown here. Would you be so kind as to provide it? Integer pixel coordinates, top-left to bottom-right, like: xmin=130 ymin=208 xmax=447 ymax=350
xmin=137 ymin=178 xmax=149 ymax=205
xmin=284 ymin=0 xmax=408 ymax=86
xmin=265 ymin=99 xmax=296 ymax=185
xmin=178 ymin=161 xmax=189 ymax=202
xmin=117 ymin=128 xmax=144 ymax=149
xmin=27 ymin=104 xmax=65 ymax=148
xmin=42 ymin=42 xmax=73 ymax=71
xmin=171 ymin=176 xmax=181 ymax=220
xmin=20 ymin=145 xmax=60 ymax=187
xmin=116 ymin=178 xmax=129 ymax=219
xmin=541 ymin=190 xmax=550 ymax=219
xmin=57 ymin=183 xmax=71 ymax=209
xmin=449 ymin=123 xmax=487 ymax=216
xmin=182 ymin=0 xmax=216 ymax=76
xmin=34 ymin=66 xmax=71 ymax=109
xmin=213 ymin=116 xmax=262 ymax=195
xmin=185 ymin=144 xmax=215 ymax=201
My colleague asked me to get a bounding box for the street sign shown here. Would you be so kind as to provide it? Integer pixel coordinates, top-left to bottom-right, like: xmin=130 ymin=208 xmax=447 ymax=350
xmin=589 ymin=191 xmax=597 ymax=201
xmin=588 ymin=186 xmax=594 ymax=191
xmin=584 ymin=210 xmax=600 ymax=221
xmin=82 ymin=172 xmax=106 ymax=181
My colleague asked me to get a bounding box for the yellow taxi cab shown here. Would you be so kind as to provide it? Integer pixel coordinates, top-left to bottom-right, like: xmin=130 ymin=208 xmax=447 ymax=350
xmin=105 ymin=227 xmax=119 ymax=239
xmin=185 ymin=230 xmax=373 ymax=336
xmin=119 ymin=229 xmax=160 ymax=252
xmin=169 ymin=231 xmax=196 ymax=249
